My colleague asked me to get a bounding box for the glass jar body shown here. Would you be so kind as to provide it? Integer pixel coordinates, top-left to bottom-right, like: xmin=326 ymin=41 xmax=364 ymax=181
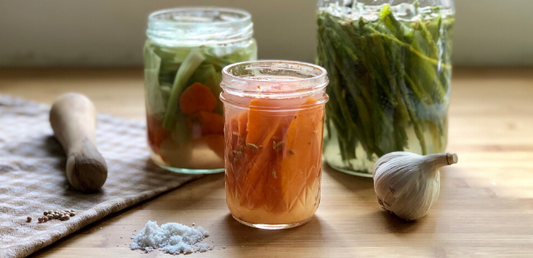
xmin=220 ymin=61 xmax=329 ymax=229
xmin=317 ymin=0 xmax=454 ymax=177
xmin=144 ymin=7 xmax=257 ymax=174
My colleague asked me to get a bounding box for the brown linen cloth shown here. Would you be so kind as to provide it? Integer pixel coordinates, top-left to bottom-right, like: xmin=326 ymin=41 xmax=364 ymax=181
xmin=0 ymin=95 xmax=202 ymax=258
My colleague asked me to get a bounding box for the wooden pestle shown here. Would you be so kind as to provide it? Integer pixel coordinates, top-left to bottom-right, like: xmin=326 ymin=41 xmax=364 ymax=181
xmin=49 ymin=93 xmax=108 ymax=192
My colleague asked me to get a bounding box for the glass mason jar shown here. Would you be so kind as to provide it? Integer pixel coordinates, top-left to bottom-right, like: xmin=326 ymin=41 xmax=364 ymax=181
xmin=317 ymin=0 xmax=455 ymax=177
xmin=220 ymin=61 xmax=329 ymax=229
xmin=144 ymin=7 xmax=257 ymax=174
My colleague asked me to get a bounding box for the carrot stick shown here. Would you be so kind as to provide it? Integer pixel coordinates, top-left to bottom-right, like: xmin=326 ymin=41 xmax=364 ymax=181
xmin=279 ymin=97 xmax=324 ymax=210
xmin=226 ymin=97 xmax=322 ymax=211
xmin=240 ymin=99 xmax=296 ymax=209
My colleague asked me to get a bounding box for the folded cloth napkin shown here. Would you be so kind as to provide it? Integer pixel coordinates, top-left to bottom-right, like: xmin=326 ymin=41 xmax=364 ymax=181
xmin=0 ymin=95 xmax=201 ymax=258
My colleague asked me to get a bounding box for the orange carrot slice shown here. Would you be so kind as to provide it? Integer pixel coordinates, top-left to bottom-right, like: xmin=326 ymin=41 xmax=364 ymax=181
xmin=179 ymin=82 xmax=217 ymax=115
xmin=146 ymin=114 xmax=170 ymax=155
xmin=197 ymin=111 xmax=224 ymax=135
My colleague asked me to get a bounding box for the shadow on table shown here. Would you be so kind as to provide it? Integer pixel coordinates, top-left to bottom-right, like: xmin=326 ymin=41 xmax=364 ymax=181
xmin=137 ymin=169 xmax=225 ymax=211
xmin=324 ymin=162 xmax=430 ymax=235
xmin=376 ymin=210 xmax=424 ymax=234
xmin=323 ymin=163 xmax=374 ymax=191
xmin=221 ymin=214 xmax=331 ymax=252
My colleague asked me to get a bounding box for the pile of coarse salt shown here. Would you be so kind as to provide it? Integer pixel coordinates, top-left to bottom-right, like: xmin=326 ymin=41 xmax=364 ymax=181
xmin=130 ymin=220 xmax=214 ymax=255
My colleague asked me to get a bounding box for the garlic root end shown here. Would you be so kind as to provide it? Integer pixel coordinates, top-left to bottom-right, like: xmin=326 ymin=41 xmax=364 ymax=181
xmin=446 ymin=153 xmax=458 ymax=165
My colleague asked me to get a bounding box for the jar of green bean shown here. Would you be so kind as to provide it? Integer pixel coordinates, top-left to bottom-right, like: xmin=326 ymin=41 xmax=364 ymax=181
xmin=317 ymin=0 xmax=455 ymax=177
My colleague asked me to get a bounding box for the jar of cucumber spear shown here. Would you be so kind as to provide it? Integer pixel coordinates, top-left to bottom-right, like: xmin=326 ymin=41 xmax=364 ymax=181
xmin=143 ymin=7 xmax=257 ymax=174
xmin=317 ymin=0 xmax=455 ymax=176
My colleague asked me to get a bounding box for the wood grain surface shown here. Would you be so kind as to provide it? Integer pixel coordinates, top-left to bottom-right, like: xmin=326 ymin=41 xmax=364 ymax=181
xmin=1 ymin=67 xmax=533 ymax=257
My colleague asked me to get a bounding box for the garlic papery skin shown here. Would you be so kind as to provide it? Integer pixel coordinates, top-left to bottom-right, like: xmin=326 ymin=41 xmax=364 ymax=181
xmin=373 ymin=152 xmax=458 ymax=221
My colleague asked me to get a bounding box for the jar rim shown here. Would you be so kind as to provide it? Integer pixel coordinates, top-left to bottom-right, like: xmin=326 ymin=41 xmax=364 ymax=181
xmin=148 ymin=6 xmax=251 ymax=26
xmin=147 ymin=6 xmax=254 ymax=46
xmin=318 ymin=1 xmax=455 ymax=21
xmin=221 ymin=60 xmax=329 ymax=99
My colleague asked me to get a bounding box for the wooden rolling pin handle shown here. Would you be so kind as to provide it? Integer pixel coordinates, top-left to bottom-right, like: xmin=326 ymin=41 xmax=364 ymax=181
xmin=50 ymin=93 xmax=108 ymax=192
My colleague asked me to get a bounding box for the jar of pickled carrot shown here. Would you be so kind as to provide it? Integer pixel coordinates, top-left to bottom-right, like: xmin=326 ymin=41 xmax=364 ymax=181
xmin=143 ymin=7 xmax=257 ymax=174
xmin=220 ymin=61 xmax=329 ymax=229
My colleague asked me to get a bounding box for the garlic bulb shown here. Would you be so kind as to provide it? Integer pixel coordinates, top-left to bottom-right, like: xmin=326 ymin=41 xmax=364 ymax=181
xmin=373 ymin=152 xmax=458 ymax=221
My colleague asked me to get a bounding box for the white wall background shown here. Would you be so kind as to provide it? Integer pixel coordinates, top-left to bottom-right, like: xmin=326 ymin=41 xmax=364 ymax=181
xmin=0 ymin=0 xmax=531 ymax=67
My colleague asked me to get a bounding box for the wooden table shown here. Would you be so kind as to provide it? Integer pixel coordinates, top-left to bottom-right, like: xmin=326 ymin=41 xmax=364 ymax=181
xmin=1 ymin=68 xmax=532 ymax=257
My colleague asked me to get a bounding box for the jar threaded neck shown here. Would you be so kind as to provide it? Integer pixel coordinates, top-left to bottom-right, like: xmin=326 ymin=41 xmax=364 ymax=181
xmin=147 ymin=7 xmax=253 ymax=46
xmin=221 ymin=60 xmax=329 ymax=101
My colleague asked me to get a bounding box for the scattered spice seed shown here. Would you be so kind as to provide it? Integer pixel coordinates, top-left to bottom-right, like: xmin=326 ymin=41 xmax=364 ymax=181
xmin=26 ymin=217 xmax=32 ymax=222
xmin=307 ymin=141 xmax=311 ymax=145
xmin=273 ymin=141 xmax=276 ymax=150
xmin=289 ymin=149 xmax=296 ymax=155
xmin=233 ymin=151 xmax=243 ymax=161
xmin=313 ymin=130 xmax=318 ymax=134
xmin=246 ymin=143 xmax=259 ymax=151
xmin=33 ymin=209 xmax=76 ymax=223
xmin=276 ymin=141 xmax=284 ymax=148
xmin=272 ymin=170 xmax=277 ymax=179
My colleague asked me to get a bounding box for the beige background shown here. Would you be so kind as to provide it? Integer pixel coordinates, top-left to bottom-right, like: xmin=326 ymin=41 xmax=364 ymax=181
xmin=0 ymin=0 xmax=530 ymax=67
